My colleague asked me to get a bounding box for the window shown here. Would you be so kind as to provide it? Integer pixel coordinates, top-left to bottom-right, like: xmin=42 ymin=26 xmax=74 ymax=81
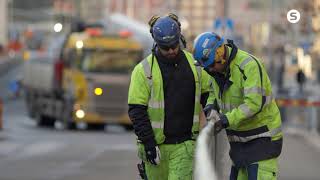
xmin=80 ymin=49 xmax=141 ymax=74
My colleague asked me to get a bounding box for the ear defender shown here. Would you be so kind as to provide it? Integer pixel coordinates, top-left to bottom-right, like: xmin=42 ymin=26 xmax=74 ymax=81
xmin=167 ymin=13 xmax=181 ymax=29
xmin=215 ymin=45 xmax=226 ymax=64
xmin=148 ymin=15 xmax=160 ymax=37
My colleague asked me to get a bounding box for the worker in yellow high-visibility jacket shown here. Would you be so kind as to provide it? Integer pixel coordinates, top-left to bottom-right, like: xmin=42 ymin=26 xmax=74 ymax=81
xmin=193 ymin=32 xmax=283 ymax=180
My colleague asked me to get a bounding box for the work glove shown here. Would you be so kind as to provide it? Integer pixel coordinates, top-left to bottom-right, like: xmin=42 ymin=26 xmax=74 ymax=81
xmin=145 ymin=145 xmax=161 ymax=165
xmin=142 ymin=137 xmax=160 ymax=165
xmin=203 ymin=104 xmax=220 ymax=122
xmin=203 ymin=104 xmax=229 ymax=136
xmin=213 ymin=120 xmax=226 ymax=136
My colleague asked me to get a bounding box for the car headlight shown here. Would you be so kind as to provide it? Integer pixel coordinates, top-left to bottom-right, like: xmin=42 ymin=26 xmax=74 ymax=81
xmin=75 ymin=109 xmax=85 ymax=119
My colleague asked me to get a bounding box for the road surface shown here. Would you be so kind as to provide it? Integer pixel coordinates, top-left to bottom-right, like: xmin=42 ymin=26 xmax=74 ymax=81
xmin=0 ymin=64 xmax=319 ymax=180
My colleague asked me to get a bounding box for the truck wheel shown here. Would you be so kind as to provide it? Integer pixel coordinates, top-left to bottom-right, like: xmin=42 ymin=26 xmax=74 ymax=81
xmin=65 ymin=121 xmax=76 ymax=130
xmin=87 ymin=124 xmax=104 ymax=131
xmin=35 ymin=114 xmax=55 ymax=127
xmin=42 ymin=116 xmax=55 ymax=127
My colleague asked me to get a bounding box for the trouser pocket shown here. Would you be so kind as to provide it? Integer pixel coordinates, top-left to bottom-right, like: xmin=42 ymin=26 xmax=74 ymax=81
xmin=257 ymin=167 xmax=277 ymax=180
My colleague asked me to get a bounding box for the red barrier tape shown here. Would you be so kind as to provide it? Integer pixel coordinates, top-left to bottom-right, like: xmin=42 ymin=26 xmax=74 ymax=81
xmin=276 ymin=99 xmax=320 ymax=107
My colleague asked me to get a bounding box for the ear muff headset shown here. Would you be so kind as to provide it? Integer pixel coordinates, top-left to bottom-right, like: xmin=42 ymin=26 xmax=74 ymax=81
xmin=167 ymin=13 xmax=181 ymax=29
xmin=148 ymin=15 xmax=160 ymax=38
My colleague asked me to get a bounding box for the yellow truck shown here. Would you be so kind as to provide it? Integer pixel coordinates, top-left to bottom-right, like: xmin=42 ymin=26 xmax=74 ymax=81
xmin=23 ymin=26 xmax=142 ymax=130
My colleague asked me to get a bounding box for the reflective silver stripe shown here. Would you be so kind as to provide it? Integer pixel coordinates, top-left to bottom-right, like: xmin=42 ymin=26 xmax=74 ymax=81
xmin=196 ymin=66 xmax=202 ymax=80
xmin=195 ymin=96 xmax=200 ymax=103
xmin=218 ymin=101 xmax=223 ymax=111
xmin=193 ymin=115 xmax=199 ymax=123
xmin=141 ymin=59 xmax=152 ymax=86
xmin=270 ymin=126 xmax=282 ymax=136
xmin=223 ymin=95 xmax=273 ymax=113
xmin=148 ymin=100 xmax=164 ymax=109
xmin=239 ymin=104 xmax=254 ymax=117
xmin=243 ymin=87 xmax=266 ymax=96
xmin=228 ymin=127 xmax=282 ymax=143
xmin=223 ymin=103 xmax=238 ymax=111
xmin=265 ymin=94 xmax=273 ymax=105
xmin=220 ymin=103 xmax=225 ymax=110
xmin=196 ymin=66 xmax=202 ymax=102
xmin=240 ymin=57 xmax=253 ymax=69
xmin=151 ymin=121 xmax=163 ymax=129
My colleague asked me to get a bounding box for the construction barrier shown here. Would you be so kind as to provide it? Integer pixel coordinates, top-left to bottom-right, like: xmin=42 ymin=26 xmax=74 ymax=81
xmin=276 ymin=98 xmax=320 ymax=107
xmin=276 ymin=96 xmax=320 ymax=134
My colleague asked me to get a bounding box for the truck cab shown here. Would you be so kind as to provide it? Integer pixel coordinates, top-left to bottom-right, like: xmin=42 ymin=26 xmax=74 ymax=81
xmin=61 ymin=29 xmax=142 ymax=129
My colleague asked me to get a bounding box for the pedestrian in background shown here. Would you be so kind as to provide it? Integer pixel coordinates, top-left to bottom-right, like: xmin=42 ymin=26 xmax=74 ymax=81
xmin=296 ymin=69 xmax=306 ymax=94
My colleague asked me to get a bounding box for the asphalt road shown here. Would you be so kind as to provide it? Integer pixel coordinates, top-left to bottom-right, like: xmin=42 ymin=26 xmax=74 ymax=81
xmin=1 ymin=99 xmax=139 ymax=180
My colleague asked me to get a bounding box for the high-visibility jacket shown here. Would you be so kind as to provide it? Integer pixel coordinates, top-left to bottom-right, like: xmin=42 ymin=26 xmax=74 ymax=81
xmin=207 ymin=43 xmax=282 ymax=166
xmin=128 ymin=50 xmax=210 ymax=144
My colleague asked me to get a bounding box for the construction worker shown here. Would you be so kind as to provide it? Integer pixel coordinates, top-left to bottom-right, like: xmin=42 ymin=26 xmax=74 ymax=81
xmin=192 ymin=32 xmax=283 ymax=180
xmin=128 ymin=14 xmax=210 ymax=180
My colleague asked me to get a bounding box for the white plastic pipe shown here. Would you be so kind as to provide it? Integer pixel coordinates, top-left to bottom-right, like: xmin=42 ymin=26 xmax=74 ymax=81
xmin=194 ymin=121 xmax=217 ymax=180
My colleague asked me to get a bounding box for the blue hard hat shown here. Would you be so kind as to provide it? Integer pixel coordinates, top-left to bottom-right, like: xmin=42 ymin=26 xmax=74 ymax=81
xmin=193 ymin=32 xmax=224 ymax=68
xmin=152 ymin=16 xmax=181 ymax=47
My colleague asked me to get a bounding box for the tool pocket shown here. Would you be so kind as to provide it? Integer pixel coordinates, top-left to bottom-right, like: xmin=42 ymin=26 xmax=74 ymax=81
xmin=258 ymin=167 xmax=277 ymax=180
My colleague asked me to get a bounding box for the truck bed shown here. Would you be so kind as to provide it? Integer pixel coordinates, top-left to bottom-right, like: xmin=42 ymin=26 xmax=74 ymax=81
xmin=23 ymin=57 xmax=55 ymax=93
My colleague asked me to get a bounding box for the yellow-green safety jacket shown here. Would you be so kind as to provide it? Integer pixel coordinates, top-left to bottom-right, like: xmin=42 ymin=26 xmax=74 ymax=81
xmin=128 ymin=50 xmax=210 ymax=145
xmin=207 ymin=42 xmax=283 ymax=166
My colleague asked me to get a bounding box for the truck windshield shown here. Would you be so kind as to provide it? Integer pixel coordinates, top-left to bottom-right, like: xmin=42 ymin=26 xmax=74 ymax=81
xmin=80 ymin=49 xmax=141 ymax=73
